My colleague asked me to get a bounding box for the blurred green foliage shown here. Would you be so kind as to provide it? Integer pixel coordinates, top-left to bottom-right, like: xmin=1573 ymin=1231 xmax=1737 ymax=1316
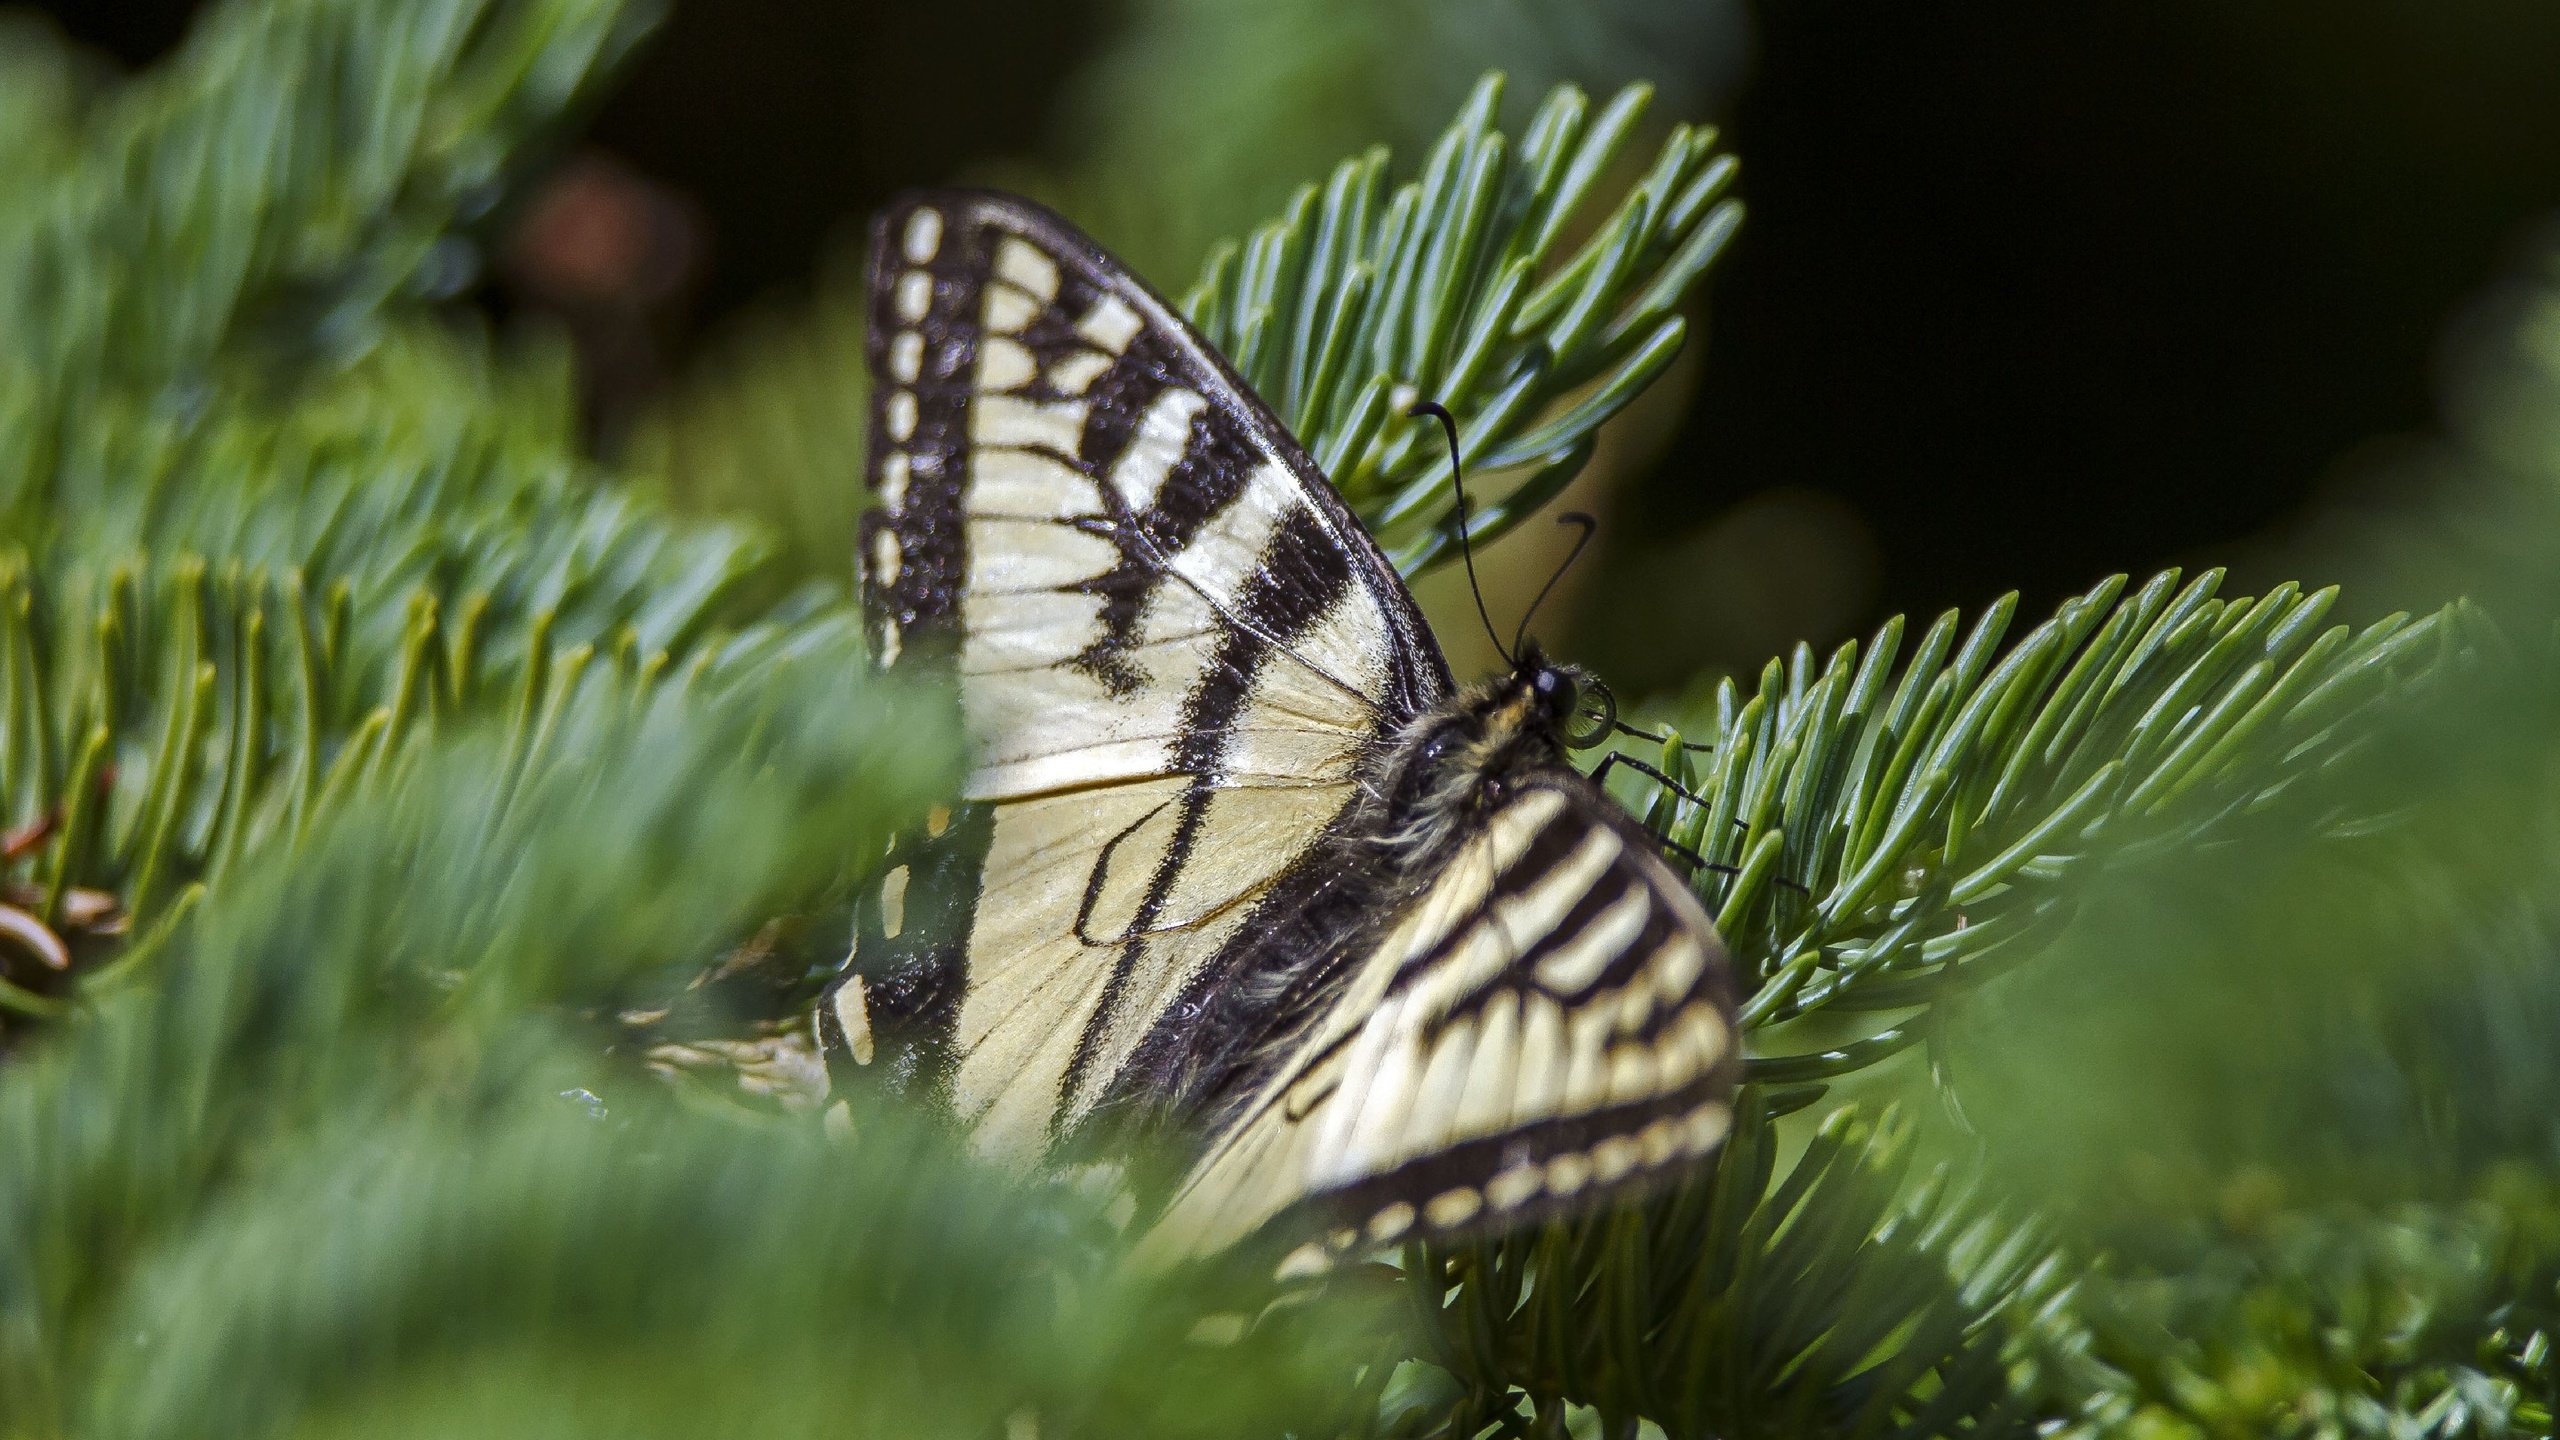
xmin=2 ymin=2 xmax=2557 ymax=1438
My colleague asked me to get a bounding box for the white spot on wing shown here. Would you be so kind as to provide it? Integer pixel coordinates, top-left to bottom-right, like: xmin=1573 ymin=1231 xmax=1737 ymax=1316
xmin=1453 ymin=989 xmax=1521 ymax=1136
xmin=886 ymin=391 xmax=918 ymax=442
xmin=1487 ymin=1165 xmax=1542 ymax=1210
xmin=1514 ymin=994 xmax=1568 ymax=1120
xmin=1127 ymin=573 xmax=1221 ymax=694
xmin=1048 ymin=350 xmax=1111 ymax=395
xmin=878 ymin=452 xmax=911 ymax=511
xmin=960 ymin=588 xmax=1105 ymax=674
xmin=1507 ymin=825 xmax=1624 ymax=945
xmin=1562 ymin=1021 xmax=1609 ymax=1110
xmin=1078 ymin=294 xmax=1144 ymax=353
xmin=986 ymin=286 xmax=1038 ymax=334
xmin=967 ymin=448 xmax=1105 ymax=518
xmin=1592 ymin=1133 xmax=1640 ymax=1182
xmin=869 ymin=527 xmax=902 ymax=586
xmin=1651 ymin=930 xmax=1710 ymax=1002
xmin=1166 ymin=461 xmax=1299 ymax=612
xmin=1533 ymin=884 xmax=1650 ymax=993
xmin=889 ymin=331 xmax=923 ymax=384
xmin=1425 ymin=1187 xmax=1483 ymax=1229
xmin=896 ymin=270 xmax=932 ymax=322
xmin=831 ymin=976 xmax=875 ymax=1065
xmin=1215 ymin=656 xmax=1381 ymax=784
xmin=880 ymin=865 xmax=909 ymax=938
xmin=973 ymin=394 xmax=1088 ymax=454
xmin=1397 ymin=1012 xmax=1479 ymax=1163
xmin=1107 ymin=388 xmax=1208 ymax=511
xmin=1367 ymin=1202 xmax=1415 ymax=1242
xmin=901 ymin=207 xmax=943 ymax=263
xmin=1284 ymin=584 xmax=1396 ymax=723
xmin=1606 ymin=1045 xmax=1653 ymax=1106
xmin=980 ymin=336 xmax=1038 ymax=391
xmin=995 ymin=237 xmax=1060 ymax=300
xmin=965 ymin=517 xmax=1117 ymax=592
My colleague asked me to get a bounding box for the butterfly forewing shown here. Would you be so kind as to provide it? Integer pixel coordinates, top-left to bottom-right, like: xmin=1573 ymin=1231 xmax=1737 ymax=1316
xmin=842 ymin=191 xmax=1448 ymax=1160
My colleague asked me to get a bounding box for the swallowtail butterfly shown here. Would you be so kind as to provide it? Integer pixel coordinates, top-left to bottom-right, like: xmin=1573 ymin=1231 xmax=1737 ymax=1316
xmin=821 ymin=190 xmax=1739 ymax=1266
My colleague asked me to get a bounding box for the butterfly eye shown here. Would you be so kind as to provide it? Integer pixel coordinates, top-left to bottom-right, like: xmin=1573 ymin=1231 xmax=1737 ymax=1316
xmin=1561 ymin=682 xmax=1617 ymax=749
xmin=1416 ymin=730 xmax=1456 ymax=769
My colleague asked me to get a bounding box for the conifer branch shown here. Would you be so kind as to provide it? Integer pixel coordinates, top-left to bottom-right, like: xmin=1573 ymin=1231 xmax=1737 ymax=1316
xmin=1178 ymin=73 xmax=1741 ymax=574
xmin=1610 ymin=571 xmax=2466 ymax=1083
xmin=0 ymin=0 xmax=656 ymax=392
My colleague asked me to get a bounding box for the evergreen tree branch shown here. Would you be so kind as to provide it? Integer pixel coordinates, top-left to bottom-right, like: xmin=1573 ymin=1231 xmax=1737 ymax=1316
xmin=0 ymin=0 xmax=657 ymax=393
xmin=0 ymin=639 xmax=958 ymax=1425
xmin=1179 ymin=73 xmax=1742 ymax=573
xmin=1607 ymin=570 xmax=2467 ymax=1083
xmin=637 ymin=72 xmax=1741 ymax=584
xmin=0 ymin=326 xmax=814 ymax=1008
xmin=1402 ymin=1098 xmax=2076 ymax=1440
xmin=1396 ymin=573 xmax=2472 ymax=1438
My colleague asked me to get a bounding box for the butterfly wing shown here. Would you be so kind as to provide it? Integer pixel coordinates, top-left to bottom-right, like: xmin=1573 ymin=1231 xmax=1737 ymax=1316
xmin=831 ymin=190 xmax=1453 ymax=1164
xmin=1140 ymin=773 xmax=1740 ymax=1265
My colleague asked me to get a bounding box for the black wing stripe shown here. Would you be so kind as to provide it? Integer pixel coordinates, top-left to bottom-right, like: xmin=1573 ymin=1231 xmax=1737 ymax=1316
xmin=1058 ymin=502 xmax=1364 ymax=1126
xmin=1074 ymin=391 xmax=1254 ymax=695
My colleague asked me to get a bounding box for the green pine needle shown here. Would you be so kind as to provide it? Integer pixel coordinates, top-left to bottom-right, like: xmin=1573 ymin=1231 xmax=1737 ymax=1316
xmin=1180 ymin=72 xmax=1742 ymax=574
xmin=1603 ymin=571 xmax=2467 ymax=1082
xmin=0 ymin=0 xmax=657 ymax=391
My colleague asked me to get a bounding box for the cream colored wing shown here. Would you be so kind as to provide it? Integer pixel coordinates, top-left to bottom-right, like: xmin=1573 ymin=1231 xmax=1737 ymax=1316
xmin=823 ymin=191 xmax=1452 ymax=1164
xmin=1137 ymin=777 xmax=1741 ymax=1266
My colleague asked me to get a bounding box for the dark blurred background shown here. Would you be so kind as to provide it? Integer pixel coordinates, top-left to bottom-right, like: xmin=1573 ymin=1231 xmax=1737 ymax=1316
xmin=39 ymin=0 xmax=2560 ymax=691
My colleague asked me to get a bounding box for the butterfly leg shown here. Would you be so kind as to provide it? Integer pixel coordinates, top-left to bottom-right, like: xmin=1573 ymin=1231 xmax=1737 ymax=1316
xmin=1650 ymin=831 xmax=1740 ymax=879
xmin=1610 ymin=720 xmax=1718 ymax=754
xmin=1592 ymin=752 xmax=1816 ymax=896
xmin=1590 ymin=751 xmax=1721 ymax=814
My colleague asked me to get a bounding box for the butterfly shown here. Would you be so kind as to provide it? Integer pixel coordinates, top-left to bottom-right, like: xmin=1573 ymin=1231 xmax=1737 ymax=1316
xmin=820 ymin=189 xmax=1739 ymax=1267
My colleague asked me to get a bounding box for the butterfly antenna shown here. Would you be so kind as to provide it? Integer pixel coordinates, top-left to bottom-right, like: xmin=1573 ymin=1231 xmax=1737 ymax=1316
xmin=1409 ymin=400 xmax=1513 ymax=667
xmin=1513 ymin=511 xmax=1597 ymax=657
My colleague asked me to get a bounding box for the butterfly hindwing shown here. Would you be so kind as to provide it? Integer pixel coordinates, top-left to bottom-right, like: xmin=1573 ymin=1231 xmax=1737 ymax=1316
xmin=1138 ymin=776 xmax=1739 ymax=1262
xmin=838 ymin=190 xmax=1451 ymax=1162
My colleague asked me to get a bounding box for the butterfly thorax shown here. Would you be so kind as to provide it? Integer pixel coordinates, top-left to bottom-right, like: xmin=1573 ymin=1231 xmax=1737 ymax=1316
xmin=1362 ymin=644 xmax=1602 ymax=877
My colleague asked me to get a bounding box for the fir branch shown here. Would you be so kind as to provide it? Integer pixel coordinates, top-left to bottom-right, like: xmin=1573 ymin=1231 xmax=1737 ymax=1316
xmin=1386 ymin=574 xmax=2471 ymax=1439
xmin=0 ymin=639 xmax=963 ymax=1426
xmin=0 ymin=555 xmax=853 ymax=998
xmin=83 ymin=1100 xmax=1382 ymax=1440
xmin=638 ymin=72 xmax=1740 ymax=586
xmin=1 ymin=6 xmax=2546 ymax=1438
xmin=1601 ymin=570 xmax=2467 ymax=1084
xmin=1179 ymin=73 xmax=1742 ymax=573
xmin=1405 ymin=1099 xmax=2074 ymax=1440
xmin=0 ymin=334 xmax=819 ymax=1027
xmin=0 ymin=0 xmax=658 ymax=391
xmin=0 ymin=328 xmax=770 ymax=856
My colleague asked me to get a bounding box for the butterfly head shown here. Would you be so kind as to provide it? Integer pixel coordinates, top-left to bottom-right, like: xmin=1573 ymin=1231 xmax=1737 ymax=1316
xmin=1519 ymin=643 xmax=1617 ymax=751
